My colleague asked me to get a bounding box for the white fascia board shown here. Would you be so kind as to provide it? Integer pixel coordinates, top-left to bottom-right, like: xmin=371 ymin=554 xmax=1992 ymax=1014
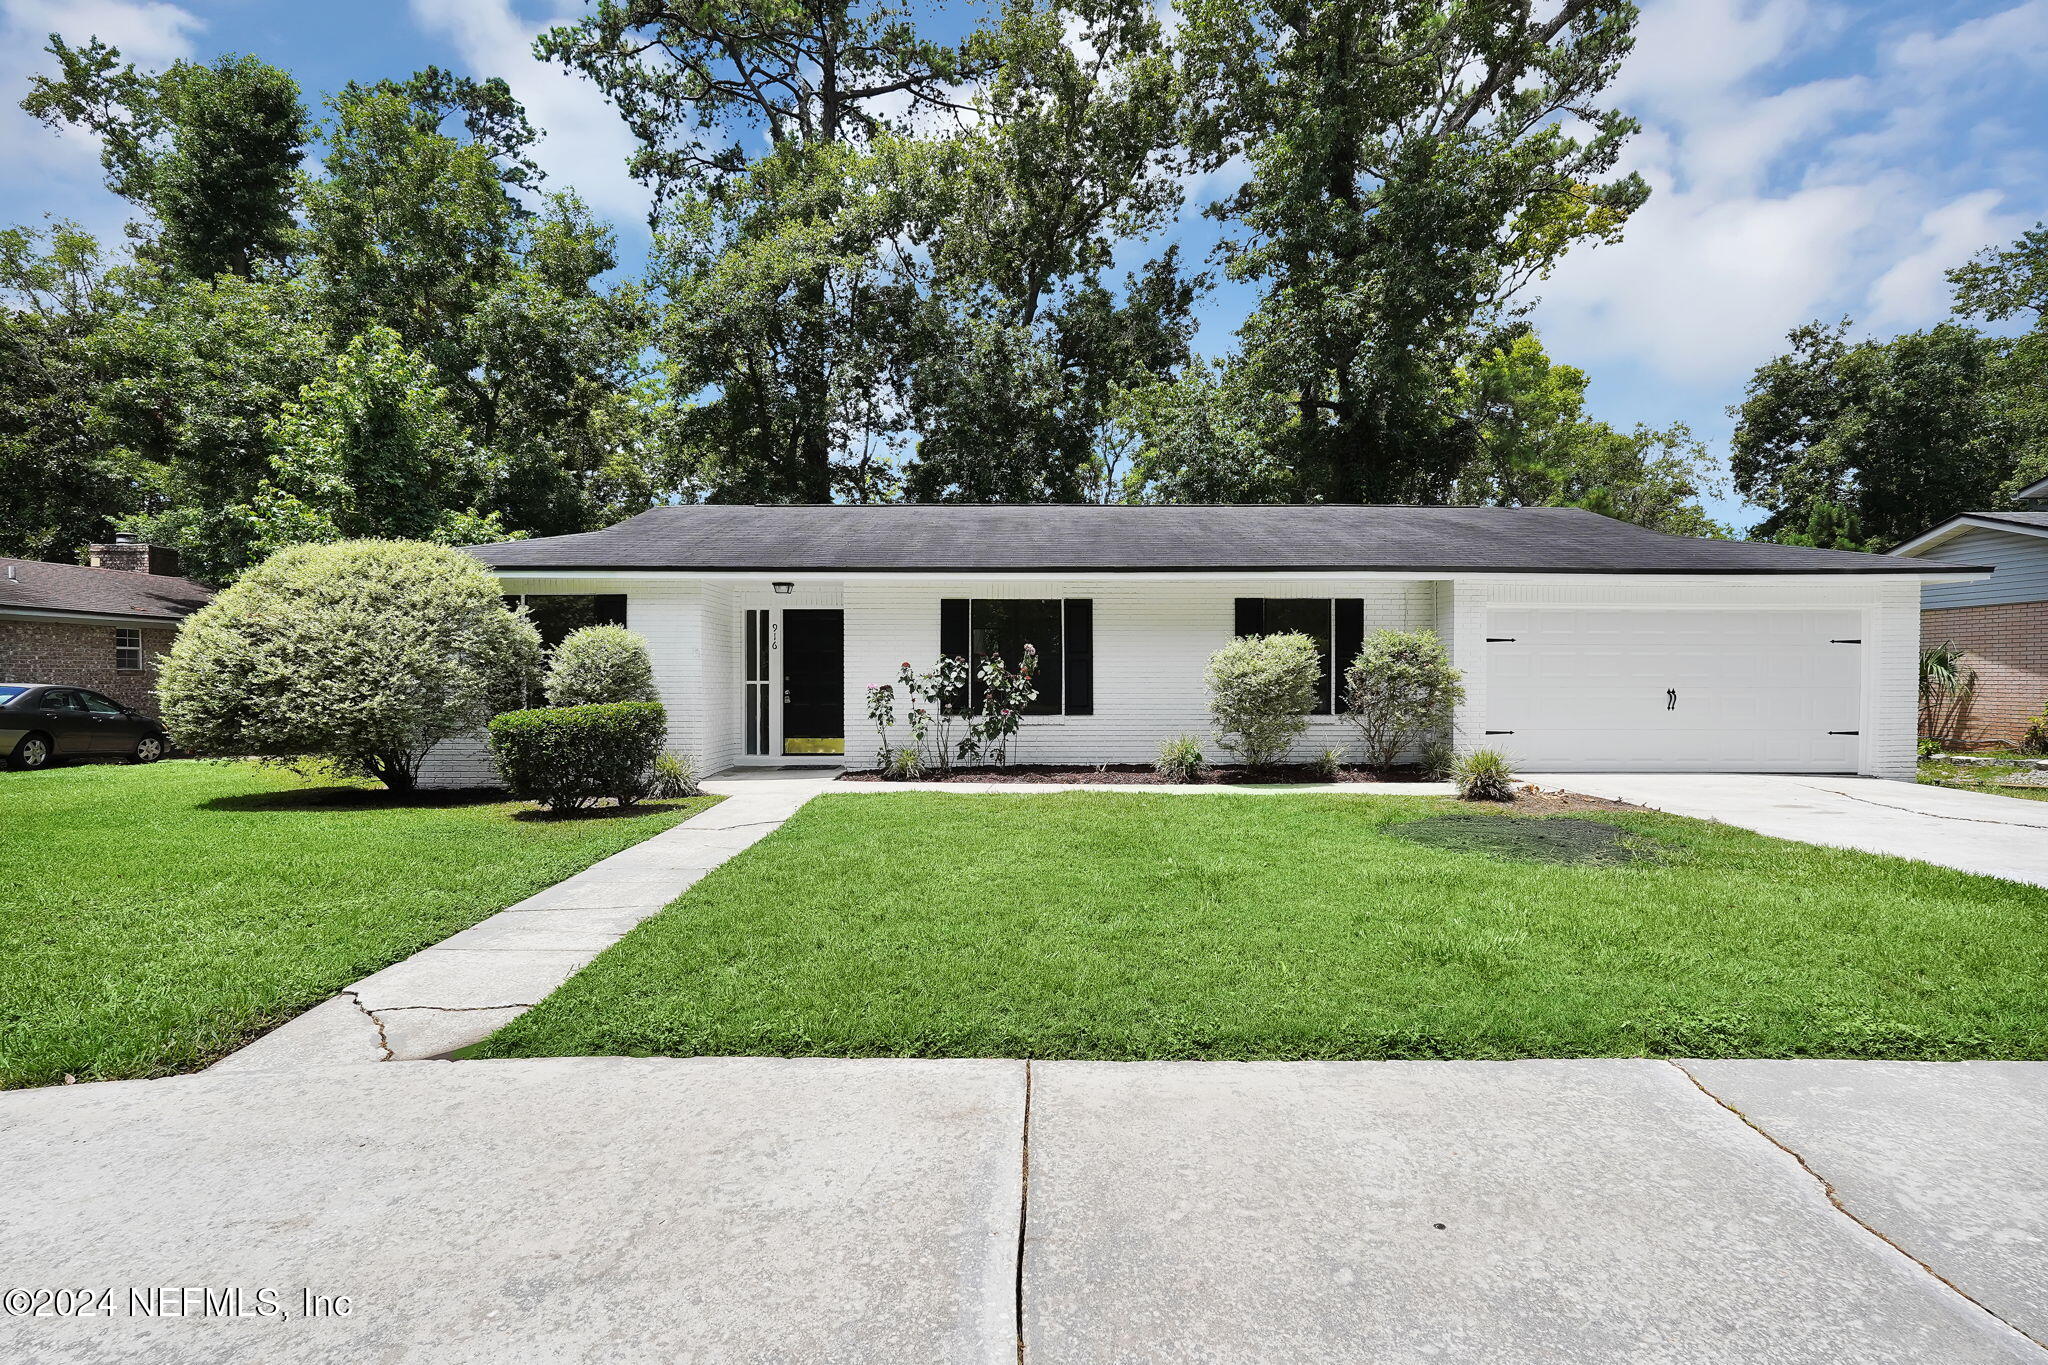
xmin=1890 ymin=515 xmax=2048 ymax=557
xmin=486 ymin=567 xmax=1986 ymax=587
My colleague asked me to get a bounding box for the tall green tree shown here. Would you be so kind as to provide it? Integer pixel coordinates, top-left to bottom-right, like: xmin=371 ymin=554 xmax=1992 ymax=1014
xmin=1178 ymin=0 xmax=1647 ymax=502
xmin=236 ymin=327 xmax=509 ymax=559
xmin=0 ymin=224 xmax=141 ymax=561
xmin=24 ymin=40 xmax=306 ymax=279
xmin=1950 ymin=222 xmax=2048 ymax=502
xmin=1452 ymin=332 xmax=1726 ymax=535
xmin=546 ymin=0 xmax=1196 ymax=503
xmin=1731 ymin=320 xmax=2010 ymax=549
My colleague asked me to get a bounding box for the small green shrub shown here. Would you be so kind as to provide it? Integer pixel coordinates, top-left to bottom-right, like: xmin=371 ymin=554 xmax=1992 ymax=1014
xmin=1155 ymin=734 xmax=1207 ymax=783
xmin=1917 ymin=737 xmax=1944 ymax=761
xmin=1205 ymin=633 xmax=1322 ymax=769
xmin=1311 ymin=748 xmax=1342 ymax=781
xmin=885 ymin=746 xmax=927 ymax=780
xmin=1419 ymin=736 xmax=1456 ymax=780
xmin=487 ymin=702 xmax=666 ymax=811
xmin=646 ymin=751 xmax=699 ymax=799
xmin=1453 ymin=748 xmax=1516 ymax=801
xmin=544 ymin=625 xmax=658 ymax=706
xmin=2022 ymin=712 xmax=2048 ymax=757
xmin=1343 ymin=628 xmax=1465 ymax=770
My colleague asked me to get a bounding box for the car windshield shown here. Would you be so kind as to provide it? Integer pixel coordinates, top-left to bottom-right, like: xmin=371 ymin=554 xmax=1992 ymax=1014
xmin=0 ymin=685 xmax=26 ymax=705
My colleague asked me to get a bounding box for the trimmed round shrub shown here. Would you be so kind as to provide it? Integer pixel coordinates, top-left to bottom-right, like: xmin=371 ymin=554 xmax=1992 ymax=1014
xmin=544 ymin=625 xmax=659 ymax=706
xmin=158 ymin=539 xmax=540 ymax=790
xmin=1204 ymin=632 xmax=1322 ymax=769
xmin=487 ymin=702 xmax=667 ymax=811
xmin=1343 ymin=628 xmax=1465 ymax=771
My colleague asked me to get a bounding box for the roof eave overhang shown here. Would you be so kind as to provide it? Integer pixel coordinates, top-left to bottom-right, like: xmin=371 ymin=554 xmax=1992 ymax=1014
xmin=1890 ymin=514 xmax=2048 ymax=557
xmin=0 ymin=605 xmax=192 ymax=626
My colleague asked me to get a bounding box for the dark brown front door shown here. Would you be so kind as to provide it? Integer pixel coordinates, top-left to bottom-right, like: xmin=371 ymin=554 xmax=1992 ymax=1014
xmin=781 ymin=609 xmax=844 ymax=756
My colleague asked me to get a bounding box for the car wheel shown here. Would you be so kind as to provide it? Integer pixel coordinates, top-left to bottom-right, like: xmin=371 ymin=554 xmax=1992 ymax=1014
xmin=132 ymin=734 xmax=166 ymax=764
xmin=11 ymin=733 xmax=52 ymax=771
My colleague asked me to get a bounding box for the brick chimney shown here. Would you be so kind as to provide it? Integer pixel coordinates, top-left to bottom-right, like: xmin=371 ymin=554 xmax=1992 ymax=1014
xmin=87 ymin=532 xmax=182 ymax=577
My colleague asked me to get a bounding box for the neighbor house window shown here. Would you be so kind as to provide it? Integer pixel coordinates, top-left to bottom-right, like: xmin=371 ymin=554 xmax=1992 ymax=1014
xmin=1233 ymin=598 xmax=1365 ymax=714
xmin=939 ymin=599 xmax=1093 ymax=716
xmin=114 ymin=627 xmax=143 ymax=673
xmin=503 ymin=594 xmax=627 ymax=649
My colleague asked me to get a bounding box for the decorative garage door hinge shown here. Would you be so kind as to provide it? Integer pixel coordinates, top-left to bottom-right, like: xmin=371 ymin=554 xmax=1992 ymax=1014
xmin=1830 ymin=638 xmax=1862 ymax=644
xmin=1484 ymin=729 xmax=1514 ymax=734
xmin=1485 ymin=637 xmax=1516 ymax=642
xmin=1828 ymin=730 xmax=1860 ymax=735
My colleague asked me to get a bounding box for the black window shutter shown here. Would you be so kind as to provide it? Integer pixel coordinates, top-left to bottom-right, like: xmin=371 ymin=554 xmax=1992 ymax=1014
xmin=1234 ymin=598 xmax=1264 ymax=637
xmin=1063 ymin=600 xmax=1094 ymax=715
xmin=1332 ymin=599 xmax=1364 ymax=712
xmin=939 ymin=599 xmax=970 ymax=713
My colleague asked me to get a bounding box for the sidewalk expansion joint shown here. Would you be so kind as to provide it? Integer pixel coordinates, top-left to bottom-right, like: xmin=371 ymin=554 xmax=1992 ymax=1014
xmin=1669 ymin=1060 xmax=2048 ymax=1354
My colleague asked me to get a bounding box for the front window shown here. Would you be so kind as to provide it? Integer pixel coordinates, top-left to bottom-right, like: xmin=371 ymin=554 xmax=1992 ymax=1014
xmin=1235 ymin=598 xmax=1365 ymax=715
xmin=114 ymin=627 xmax=143 ymax=673
xmin=968 ymin=599 xmax=1063 ymax=715
xmin=505 ymin=594 xmax=627 ymax=649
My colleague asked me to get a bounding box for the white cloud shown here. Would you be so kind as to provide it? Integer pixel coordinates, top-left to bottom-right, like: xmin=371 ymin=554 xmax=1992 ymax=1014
xmin=1530 ymin=0 xmax=2048 ymax=401
xmin=1864 ymin=189 xmax=2023 ymax=329
xmin=407 ymin=0 xmax=649 ymax=225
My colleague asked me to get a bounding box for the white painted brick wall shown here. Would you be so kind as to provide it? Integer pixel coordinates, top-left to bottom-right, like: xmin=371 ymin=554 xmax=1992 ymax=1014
xmin=416 ymin=569 xmax=1928 ymax=785
xmin=841 ymin=577 xmax=1439 ymax=768
xmin=418 ymin=576 xmax=714 ymax=789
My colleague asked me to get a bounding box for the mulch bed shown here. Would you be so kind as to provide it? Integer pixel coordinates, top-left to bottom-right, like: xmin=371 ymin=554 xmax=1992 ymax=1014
xmin=839 ymin=762 xmax=1438 ymax=785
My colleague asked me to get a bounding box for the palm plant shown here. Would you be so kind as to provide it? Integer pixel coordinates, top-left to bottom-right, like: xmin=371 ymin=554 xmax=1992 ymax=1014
xmin=1918 ymin=642 xmax=1977 ymax=749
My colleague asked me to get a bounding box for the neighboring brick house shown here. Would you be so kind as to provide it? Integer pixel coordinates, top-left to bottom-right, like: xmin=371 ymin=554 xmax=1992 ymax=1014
xmin=1890 ymin=480 xmax=2048 ymax=748
xmin=0 ymin=537 xmax=213 ymax=716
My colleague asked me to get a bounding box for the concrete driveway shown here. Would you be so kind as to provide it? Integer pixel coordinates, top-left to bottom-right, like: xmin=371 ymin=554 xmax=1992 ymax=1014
xmin=1529 ymin=772 xmax=2048 ymax=888
xmin=3 ymin=1058 xmax=2044 ymax=1363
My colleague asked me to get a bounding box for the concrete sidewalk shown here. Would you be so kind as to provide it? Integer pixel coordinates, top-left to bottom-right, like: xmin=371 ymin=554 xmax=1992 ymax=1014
xmin=3 ymin=1058 xmax=2043 ymax=1363
xmin=212 ymin=770 xmax=840 ymax=1068
xmin=1532 ymin=772 xmax=2048 ymax=888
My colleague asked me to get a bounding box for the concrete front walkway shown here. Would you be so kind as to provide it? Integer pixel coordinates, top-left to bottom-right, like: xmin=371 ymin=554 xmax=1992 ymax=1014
xmin=213 ymin=770 xmax=841 ymax=1069
xmin=2 ymin=1058 xmax=2043 ymax=1363
xmin=1530 ymin=772 xmax=2048 ymax=888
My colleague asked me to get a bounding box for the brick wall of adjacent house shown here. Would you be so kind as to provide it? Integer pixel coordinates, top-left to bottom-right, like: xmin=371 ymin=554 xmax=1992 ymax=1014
xmin=0 ymin=620 xmax=177 ymax=714
xmin=1922 ymin=602 xmax=2048 ymax=747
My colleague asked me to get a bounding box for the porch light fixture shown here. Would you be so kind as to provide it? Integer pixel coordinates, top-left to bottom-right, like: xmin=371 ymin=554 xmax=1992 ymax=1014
xmin=772 ymin=581 xmax=794 ymax=595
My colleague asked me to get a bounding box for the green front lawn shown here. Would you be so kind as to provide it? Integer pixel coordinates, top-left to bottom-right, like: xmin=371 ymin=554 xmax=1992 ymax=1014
xmin=474 ymin=792 xmax=2048 ymax=1062
xmin=0 ymin=761 xmax=718 ymax=1089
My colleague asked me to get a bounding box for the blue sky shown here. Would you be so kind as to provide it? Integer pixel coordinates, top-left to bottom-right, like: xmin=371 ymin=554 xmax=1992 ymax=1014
xmin=3 ymin=0 xmax=2045 ymax=528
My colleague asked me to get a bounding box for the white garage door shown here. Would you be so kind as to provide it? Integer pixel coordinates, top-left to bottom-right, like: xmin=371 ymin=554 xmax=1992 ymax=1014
xmin=1484 ymin=608 xmax=1864 ymax=772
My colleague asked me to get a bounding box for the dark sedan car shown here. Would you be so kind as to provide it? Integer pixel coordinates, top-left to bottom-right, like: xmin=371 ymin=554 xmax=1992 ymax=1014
xmin=0 ymin=684 xmax=170 ymax=770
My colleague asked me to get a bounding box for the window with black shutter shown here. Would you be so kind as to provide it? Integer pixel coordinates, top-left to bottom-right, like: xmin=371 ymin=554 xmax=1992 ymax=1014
xmin=1232 ymin=597 xmax=1364 ymax=713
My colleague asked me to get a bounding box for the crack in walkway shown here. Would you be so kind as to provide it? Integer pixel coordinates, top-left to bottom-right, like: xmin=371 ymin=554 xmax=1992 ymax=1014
xmin=342 ymin=991 xmax=393 ymax=1063
xmin=1015 ymin=1060 xmax=1033 ymax=1365
xmin=1670 ymin=1060 xmax=2048 ymax=1354
xmin=1787 ymin=781 xmax=2048 ymax=833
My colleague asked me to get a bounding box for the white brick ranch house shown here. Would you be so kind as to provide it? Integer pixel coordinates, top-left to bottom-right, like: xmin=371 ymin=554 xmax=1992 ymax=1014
xmin=421 ymin=504 xmax=1988 ymax=786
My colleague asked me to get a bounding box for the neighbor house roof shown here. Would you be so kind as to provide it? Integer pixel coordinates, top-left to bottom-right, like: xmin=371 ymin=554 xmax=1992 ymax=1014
xmin=1891 ymin=510 xmax=2048 ymax=558
xmin=471 ymin=505 xmax=1985 ymax=576
xmin=0 ymin=557 xmax=214 ymax=623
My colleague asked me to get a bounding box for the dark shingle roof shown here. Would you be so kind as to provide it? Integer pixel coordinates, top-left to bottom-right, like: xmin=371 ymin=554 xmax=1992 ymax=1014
xmin=0 ymin=558 xmax=213 ymax=622
xmin=470 ymin=505 xmax=1981 ymax=575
